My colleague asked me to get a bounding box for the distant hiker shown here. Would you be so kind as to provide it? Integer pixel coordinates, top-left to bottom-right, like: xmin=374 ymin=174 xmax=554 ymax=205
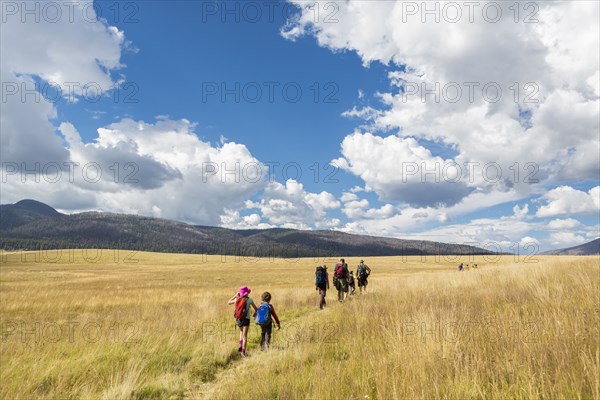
xmin=458 ymin=263 xmax=464 ymax=272
xmin=333 ymin=258 xmax=349 ymax=303
xmin=315 ymin=265 xmax=330 ymax=309
xmin=348 ymin=271 xmax=356 ymax=295
xmin=227 ymin=285 xmax=258 ymax=357
xmin=254 ymin=291 xmax=281 ymax=351
xmin=356 ymin=260 xmax=371 ymax=294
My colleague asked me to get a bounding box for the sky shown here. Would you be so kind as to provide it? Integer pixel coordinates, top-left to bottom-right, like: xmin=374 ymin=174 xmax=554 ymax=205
xmin=1 ymin=0 xmax=599 ymax=252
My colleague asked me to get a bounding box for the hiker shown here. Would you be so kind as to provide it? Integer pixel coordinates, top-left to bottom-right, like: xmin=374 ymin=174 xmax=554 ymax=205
xmin=458 ymin=263 xmax=464 ymax=272
xmin=348 ymin=271 xmax=356 ymax=295
xmin=227 ymin=285 xmax=258 ymax=357
xmin=315 ymin=265 xmax=330 ymax=309
xmin=333 ymin=258 xmax=349 ymax=303
xmin=356 ymin=260 xmax=371 ymax=294
xmin=254 ymin=291 xmax=281 ymax=351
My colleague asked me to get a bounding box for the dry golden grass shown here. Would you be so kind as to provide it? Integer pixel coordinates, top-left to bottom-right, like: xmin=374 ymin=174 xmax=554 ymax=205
xmin=0 ymin=250 xmax=598 ymax=399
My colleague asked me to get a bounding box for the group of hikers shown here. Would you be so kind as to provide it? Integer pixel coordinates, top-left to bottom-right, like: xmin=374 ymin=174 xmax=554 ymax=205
xmin=227 ymin=258 xmax=372 ymax=356
xmin=457 ymin=263 xmax=478 ymax=271
xmin=315 ymin=258 xmax=371 ymax=309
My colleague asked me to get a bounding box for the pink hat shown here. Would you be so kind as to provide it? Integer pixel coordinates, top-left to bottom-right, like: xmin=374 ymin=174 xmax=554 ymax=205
xmin=237 ymin=286 xmax=251 ymax=297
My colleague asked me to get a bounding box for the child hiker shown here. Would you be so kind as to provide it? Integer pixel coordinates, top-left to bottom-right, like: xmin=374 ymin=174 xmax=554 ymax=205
xmin=348 ymin=271 xmax=356 ymax=295
xmin=254 ymin=291 xmax=281 ymax=351
xmin=228 ymin=285 xmax=258 ymax=357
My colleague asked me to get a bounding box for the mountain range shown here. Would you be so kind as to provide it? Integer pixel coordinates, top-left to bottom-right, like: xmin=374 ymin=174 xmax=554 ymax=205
xmin=540 ymin=238 xmax=600 ymax=256
xmin=0 ymin=199 xmax=496 ymax=258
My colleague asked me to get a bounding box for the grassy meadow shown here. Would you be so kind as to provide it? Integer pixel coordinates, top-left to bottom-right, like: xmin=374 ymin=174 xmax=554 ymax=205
xmin=0 ymin=250 xmax=598 ymax=399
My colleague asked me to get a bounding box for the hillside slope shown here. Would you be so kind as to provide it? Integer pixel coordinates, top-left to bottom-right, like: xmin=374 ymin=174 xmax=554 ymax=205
xmin=541 ymin=238 xmax=600 ymax=255
xmin=0 ymin=199 xmax=493 ymax=257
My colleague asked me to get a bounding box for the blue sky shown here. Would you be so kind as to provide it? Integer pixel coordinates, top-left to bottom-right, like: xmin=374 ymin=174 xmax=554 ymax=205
xmin=2 ymin=0 xmax=599 ymax=251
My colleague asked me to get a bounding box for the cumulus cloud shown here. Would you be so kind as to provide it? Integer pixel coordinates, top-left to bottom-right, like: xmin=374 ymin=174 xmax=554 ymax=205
xmin=548 ymin=232 xmax=587 ymax=247
xmin=220 ymin=210 xmax=274 ymax=230
xmin=2 ymin=118 xmax=268 ymax=225
xmin=244 ymin=180 xmax=341 ymax=229
xmin=512 ymin=204 xmax=529 ymax=219
xmin=1 ymin=0 xmax=126 ymax=167
xmin=519 ymin=236 xmax=540 ymax=246
xmin=340 ymin=192 xmax=358 ymax=202
xmin=547 ymin=218 xmax=582 ymax=230
xmin=333 ymin=132 xmax=473 ymax=207
xmin=286 ymin=0 xmax=599 ymax=197
xmin=536 ymin=186 xmax=600 ymax=218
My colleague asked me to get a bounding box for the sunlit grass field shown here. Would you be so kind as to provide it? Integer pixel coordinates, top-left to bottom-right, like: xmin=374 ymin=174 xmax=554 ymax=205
xmin=1 ymin=250 xmax=598 ymax=399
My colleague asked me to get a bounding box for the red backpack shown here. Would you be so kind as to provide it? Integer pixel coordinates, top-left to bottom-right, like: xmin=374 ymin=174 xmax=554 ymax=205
xmin=234 ymin=297 xmax=248 ymax=320
xmin=335 ymin=262 xmax=345 ymax=279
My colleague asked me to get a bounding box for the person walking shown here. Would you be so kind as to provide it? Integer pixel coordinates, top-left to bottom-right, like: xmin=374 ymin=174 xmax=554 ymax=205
xmin=334 ymin=258 xmax=350 ymax=303
xmin=348 ymin=271 xmax=356 ymax=295
xmin=315 ymin=265 xmax=329 ymax=309
xmin=356 ymin=260 xmax=371 ymax=294
xmin=227 ymin=285 xmax=258 ymax=357
xmin=254 ymin=291 xmax=281 ymax=351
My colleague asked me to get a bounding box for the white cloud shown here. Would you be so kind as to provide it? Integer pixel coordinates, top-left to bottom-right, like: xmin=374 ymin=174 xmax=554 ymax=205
xmin=340 ymin=192 xmax=358 ymax=202
xmin=1 ymin=0 xmax=126 ymax=170
xmin=333 ymin=132 xmax=472 ymax=207
xmin=519 ymin=236 xmax=540 ymax=246
xmin=286 ymin=0 xmax=600 ymax=196
xmin=341 ymin=106 xmax=381 ymax=121
xmin=547 ymin=218 xmax=582 ymax=230
xmin=220 ymin=210 xmax=274 ymax=230
xmin=512 ymin=204 xmax=529 ymax=219
xmin=2 ymin=118 xmax=267 ymax=225
xmin=437 ymin=212 xmax=449 ymax=223
xmin=399 ymin=216 xmax=534 ymax=251
xmin=536 ymin=186 xmax=600 ymax=217
xmin=549 ymin=232 xmax=586 ymax=247
xmin=2 ymin=1 xmax=125 ymax=95
xmin=244 ymin=180 xmax=341 ymax=229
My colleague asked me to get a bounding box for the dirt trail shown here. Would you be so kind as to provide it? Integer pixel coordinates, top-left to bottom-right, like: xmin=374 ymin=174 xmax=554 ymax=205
xmin=186 ymin=301 xmax=338 ymax=399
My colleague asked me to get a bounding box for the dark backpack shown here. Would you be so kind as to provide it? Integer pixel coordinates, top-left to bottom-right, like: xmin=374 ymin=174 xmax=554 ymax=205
xmin=358 ymin=264 xmax=369 ymax=278
xmin=315 ymin=266 xmax=326 ymax=286
xmin=254 ymin=302 xmax=271 ymax=325
xmin=234 ymin=297 xmax=248 ymax=320
xmin=357 ymin=265 xmax=365 ymax=279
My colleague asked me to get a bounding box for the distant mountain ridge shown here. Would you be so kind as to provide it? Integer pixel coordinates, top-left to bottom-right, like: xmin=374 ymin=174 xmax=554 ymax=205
xmin=541 ymin=239 xmax=600 ymax=256
xmin=0 ymin=199 xmax=494 ymax=258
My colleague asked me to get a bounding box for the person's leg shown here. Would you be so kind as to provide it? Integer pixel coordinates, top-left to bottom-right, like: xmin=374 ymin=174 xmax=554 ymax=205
xmin=264 ymin=324 xmax=272 ymax=350
xmin=319 ymin=288 xmax=325 ymax=309
xmin=260 ymin=326 xmax=267 ymax=350
xmin=238 ymin=326 xmax=244 ymax=351
xmin=241 ymin=325 xmax=249 ymax=355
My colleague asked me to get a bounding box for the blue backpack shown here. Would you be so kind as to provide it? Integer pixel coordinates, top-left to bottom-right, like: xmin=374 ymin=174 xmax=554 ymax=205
xmin=315 ymin=266 xmax=326 ymax=286
xmin=254 ymin=302 xmax=271 ymax=325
